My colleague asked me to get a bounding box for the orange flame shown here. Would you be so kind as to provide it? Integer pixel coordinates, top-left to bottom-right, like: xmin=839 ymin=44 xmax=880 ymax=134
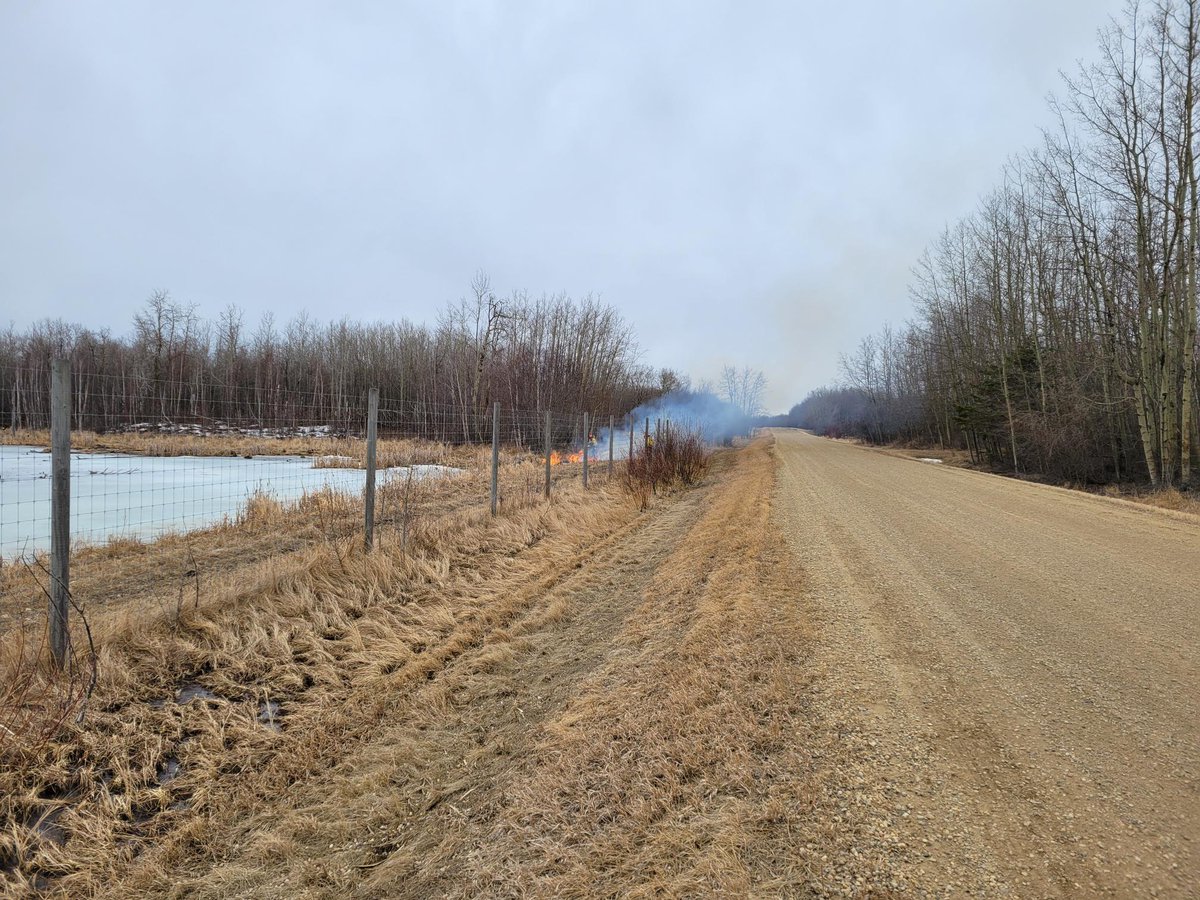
xmin=547 ymin=449 xmax=585 ymax=466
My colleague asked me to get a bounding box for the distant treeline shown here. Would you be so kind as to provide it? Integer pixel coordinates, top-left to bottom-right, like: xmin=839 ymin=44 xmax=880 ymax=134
xmin=1 ymin=274 xmax=671 ymax=442
xmin=795 ymin=2 xmax=1200 ymax=487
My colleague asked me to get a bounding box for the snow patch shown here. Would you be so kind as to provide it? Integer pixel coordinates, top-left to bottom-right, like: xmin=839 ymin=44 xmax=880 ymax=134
xmin=0 ymin=446 xmax=462 ymax=557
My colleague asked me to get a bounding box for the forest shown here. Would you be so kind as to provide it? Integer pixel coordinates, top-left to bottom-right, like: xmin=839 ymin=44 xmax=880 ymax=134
xmin=0 ymin=274 xmax=670 ymax=443
xmin=794 ymin=1 xmax=1200 ymax=487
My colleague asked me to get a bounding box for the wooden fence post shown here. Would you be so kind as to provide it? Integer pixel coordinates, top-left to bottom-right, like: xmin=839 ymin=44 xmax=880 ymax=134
xmin=608 ymin=414 xmax=614 ymax=479
xmin=49 ymin=358 xmax=71 ymax=668
xmin=364 ymin=387 xmax=379 ymax=552
xmin=544 ymin=410 xmax=552 ymax=500
xmin=582 ymin=412 xmax=589 ymax=489
xmin=490 ymin=401 xmax=500 ymax=516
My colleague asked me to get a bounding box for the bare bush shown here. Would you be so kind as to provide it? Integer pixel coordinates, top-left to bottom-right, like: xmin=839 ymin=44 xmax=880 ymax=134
xmin=625 ymin=427 xmax=710 ymax=499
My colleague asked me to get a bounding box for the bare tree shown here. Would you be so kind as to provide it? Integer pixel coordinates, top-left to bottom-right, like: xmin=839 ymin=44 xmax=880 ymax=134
xmin=720 ymin=365 xmax=768 ymax=417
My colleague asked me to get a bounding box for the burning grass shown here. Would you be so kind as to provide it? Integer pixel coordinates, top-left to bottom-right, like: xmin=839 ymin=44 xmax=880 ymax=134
xmin=547 ymin=448 xmax=585 ymax=466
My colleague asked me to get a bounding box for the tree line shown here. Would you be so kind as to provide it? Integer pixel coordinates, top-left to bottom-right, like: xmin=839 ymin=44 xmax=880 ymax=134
xmin=1 ymin=273 xmax=671 ymax=444
xmin=795 ymin=1 xmax=1200 ymax=487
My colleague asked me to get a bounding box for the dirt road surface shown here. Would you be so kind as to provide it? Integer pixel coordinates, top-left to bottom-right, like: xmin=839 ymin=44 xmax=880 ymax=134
xmin=773 ymin=428 xmax=1200 ymax=896
xmin=91 ymin=432 xmax=1199 ymax=897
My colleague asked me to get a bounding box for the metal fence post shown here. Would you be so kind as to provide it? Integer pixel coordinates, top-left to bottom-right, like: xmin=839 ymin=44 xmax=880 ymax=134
xmin=628 ymin=414 xmax=634 ymax=465
xmin=544 ymin=410 xmax=552 ymax=500
xmin=490 ymin=401 xmax=500 ymax=516
xmin=364 ymin=387 xmax=379 ymax=552
xmin=608 ymin=414 xmax=614 ymax=479
xmin=582 ymin=412 xmax=589 ymax=489
xmin=49 ymin=358 xmax=71 ymax=668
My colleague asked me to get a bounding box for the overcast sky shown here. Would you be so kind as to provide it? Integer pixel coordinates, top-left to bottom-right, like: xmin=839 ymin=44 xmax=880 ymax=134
xmin=0 ymin=1 xmax=1126 ymax=412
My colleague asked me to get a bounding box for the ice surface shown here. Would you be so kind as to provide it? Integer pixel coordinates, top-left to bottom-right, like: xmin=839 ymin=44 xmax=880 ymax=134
xmin=0 ymin=446 xmax=459 ymax=558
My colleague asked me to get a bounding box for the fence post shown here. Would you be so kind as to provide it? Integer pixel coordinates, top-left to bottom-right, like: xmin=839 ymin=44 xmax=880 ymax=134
xmin=628 ymin=414 xmax=634 ymax=465
xmin=582 ymin=412 xmax=589 ymax=489
xmin=364 ymin=387 xmax=379 ymax=552
xmin=608 ymin=414 xmax=614 ymax=479
xmin=544 ymin=410 xmax=552 ymax=500
xmin=490 ymin=401 xmax=500 ymax=516
xmin=49 ymin=358 xmax=71 ymax=668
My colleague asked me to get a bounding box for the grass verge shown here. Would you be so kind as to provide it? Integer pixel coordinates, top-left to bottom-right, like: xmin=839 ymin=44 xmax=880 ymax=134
xmin=0 ymin=447 xmax=631 ymax=895
xmin=859 ymin=439 xmax=1200 ymax=517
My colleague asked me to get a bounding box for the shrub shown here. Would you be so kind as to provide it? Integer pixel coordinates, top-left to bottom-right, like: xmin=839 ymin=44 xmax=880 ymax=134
xmin=625 ymin=426 xmax=710 ymax=501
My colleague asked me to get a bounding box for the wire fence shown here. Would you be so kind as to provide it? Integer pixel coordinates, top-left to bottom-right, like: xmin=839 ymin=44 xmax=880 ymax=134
xmin=0 ymin=366 xmax=635 ymax=566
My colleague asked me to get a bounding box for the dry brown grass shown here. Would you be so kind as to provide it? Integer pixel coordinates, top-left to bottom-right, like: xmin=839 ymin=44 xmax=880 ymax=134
xmin=854 ymin=438 xmax=1200 ymax=517
xmin=1101 ymin=484 xmax=1200 ymax=515
xmin=870 ymin=444 xmax=974 ymax=468
xmin=2 ymin=432 xmax=911 ymax=897
xmin=72 ymin=437 xmax=853 ymax=899
xmin=457 ymin=438 xmax=819 ymax=897
xmin=0 ymin=443 xmax=623 ymax=896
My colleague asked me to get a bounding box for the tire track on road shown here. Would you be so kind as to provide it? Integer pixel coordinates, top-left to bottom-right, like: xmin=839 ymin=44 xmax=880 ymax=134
xmin=771 ymin=429 xmax=1200 ymax=897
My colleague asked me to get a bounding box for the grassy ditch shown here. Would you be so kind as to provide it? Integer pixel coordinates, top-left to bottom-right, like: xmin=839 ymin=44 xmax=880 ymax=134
xmin=0 ymin=439 xmax=653 ymax=895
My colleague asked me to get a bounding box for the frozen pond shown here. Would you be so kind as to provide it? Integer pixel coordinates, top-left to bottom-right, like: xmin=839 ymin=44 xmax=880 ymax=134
xmin=0 ymin=446 xmax=458 ymax=558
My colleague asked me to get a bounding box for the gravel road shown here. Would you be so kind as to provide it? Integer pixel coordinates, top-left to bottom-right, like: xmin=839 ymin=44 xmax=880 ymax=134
xmin=772 ymin=429 xmax=1200 ymax=897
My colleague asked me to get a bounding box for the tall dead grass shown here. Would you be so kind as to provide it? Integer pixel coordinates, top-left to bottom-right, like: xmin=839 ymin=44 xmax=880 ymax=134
xmin=430 ymin=437 xmax=833 ymax=896
xmin=0 ymin=448 xmax=628 ymax=895
xmin=1101 ymin=484 xmax=1200 ymax=516
xmin=879 ymin=440 xmax=1200 ymax=516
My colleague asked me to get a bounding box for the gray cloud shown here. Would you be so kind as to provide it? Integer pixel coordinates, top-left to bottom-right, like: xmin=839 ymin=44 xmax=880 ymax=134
xmin=0 ymin=0 xmax=1124 ymax=410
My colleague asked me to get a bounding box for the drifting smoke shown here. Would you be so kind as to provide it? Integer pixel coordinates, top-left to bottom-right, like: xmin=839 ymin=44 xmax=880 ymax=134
xmin=589 ymin=390 xmax=753 ymax=460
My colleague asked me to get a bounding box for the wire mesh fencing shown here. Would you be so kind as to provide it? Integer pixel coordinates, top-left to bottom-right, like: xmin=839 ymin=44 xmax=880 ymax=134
xmin=0 ymin=365 xmax=629 ymax=565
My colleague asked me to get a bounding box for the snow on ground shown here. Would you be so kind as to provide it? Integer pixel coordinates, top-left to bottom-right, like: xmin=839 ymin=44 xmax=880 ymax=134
xmin=0 ymin=446 xmax=459 ymax=558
